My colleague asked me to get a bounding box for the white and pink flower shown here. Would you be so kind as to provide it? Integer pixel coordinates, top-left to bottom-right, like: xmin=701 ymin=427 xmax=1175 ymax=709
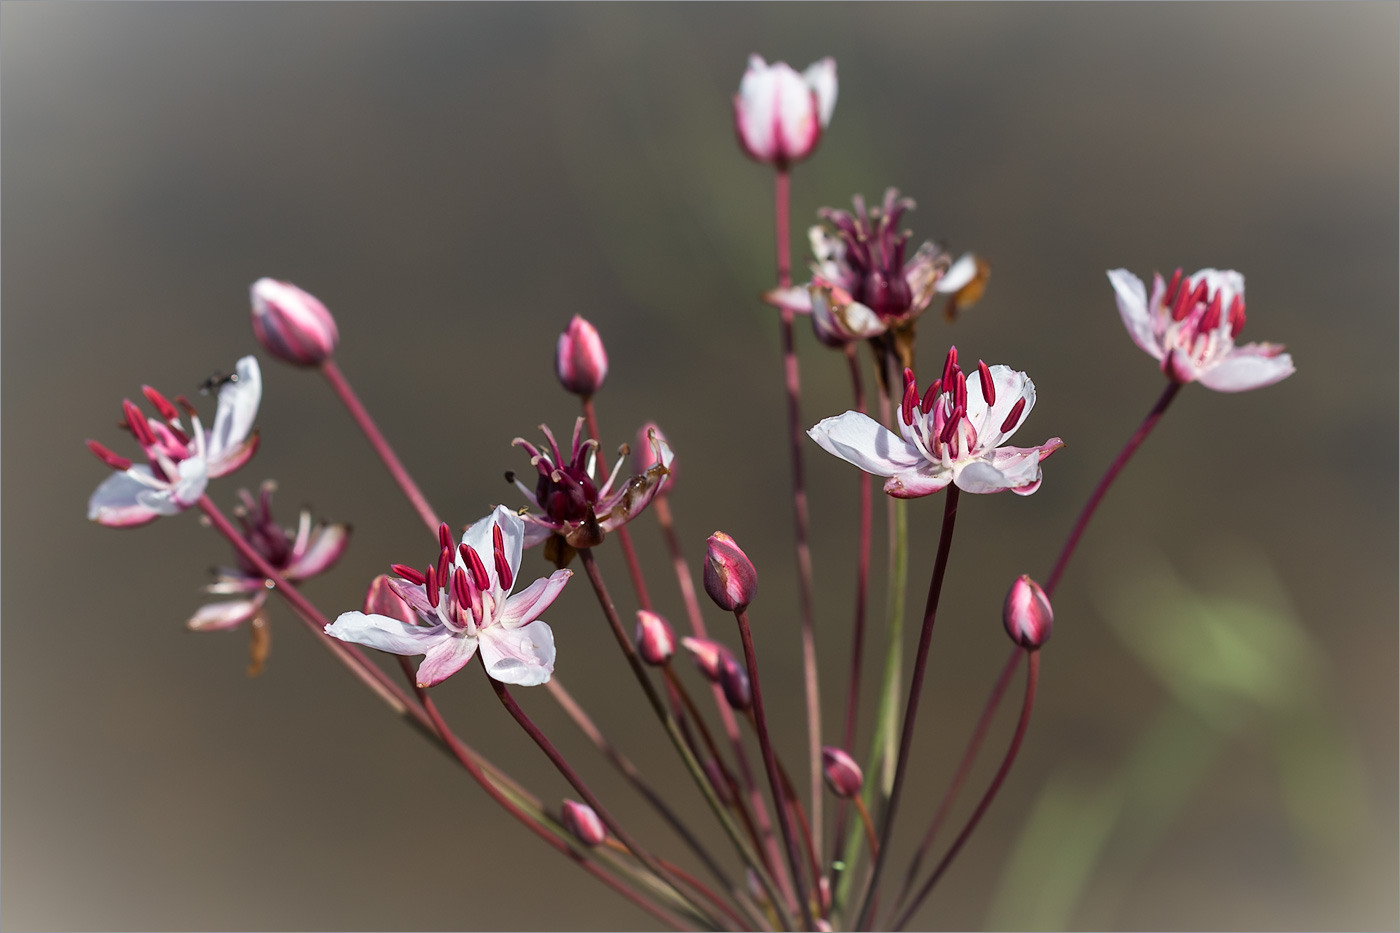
xmin=1108 ymin=267 xmax=1294 ymax=391
xmin=734 ymin=55 xmax=836 ymax=167
xmin=325 ymin=506 xmax=570 ymax=687
xmin=809 ymin=348 xmax=1063 ymax=498
xmin=86 ymin=356 xmax=262 ymax=527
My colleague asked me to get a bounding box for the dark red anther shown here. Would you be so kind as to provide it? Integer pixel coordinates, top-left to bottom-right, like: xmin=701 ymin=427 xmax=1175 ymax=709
xmin=1000 ymin=397 xmax=1026 ymax=433
xmin=954 ymin=371 xmax=967 ymax=412
xmin=1200 ymin=293 xmax=1223 ymax=333
xmin=436 ymin=546 xmax=452 ymax=591
xmin=174 ymin=395 xmax=199 ymax=419
xmin=86 ymin=439 xmax=133 ymax=471
xmin=391 ymin=563 xmax=426 ymax=586
xmin=464 ymin=545 xmax=491 ymax=591
xmin=977 ymin=360 xmax=995 ymax=407
xmin=424 ymin=565 xmax=440 ymax=607
xmin=451 ymin=567 xmax=473 ymax=609
xmin=902 ymin=367 xmax=916 ymax=390
xmin=1164 ymin=268 xmax=1183 ymax=305
xmin=492 ymin=523 xmax=514 ymax=591
xmin=941 ymin=346 xmax=959 ymax=391
xmin=438 ymin=522 xmax=453 ymax=551
xmin=920 ymin=378 xmax=942 ymax=414
xmin=939 ymin=406 xmax=964 ymax=444
xmin=141 ymin=385 xmax=180 ymax=422
xmin=122 ymin=399 xmax=157 ymax=446
xmin=900 ymin=380 xmax=917 ymax=426
xmin=1190 ymin=279 xmax=1209 ymax=307
xmin=1228 ymin=295 xmax=1246 ymax=337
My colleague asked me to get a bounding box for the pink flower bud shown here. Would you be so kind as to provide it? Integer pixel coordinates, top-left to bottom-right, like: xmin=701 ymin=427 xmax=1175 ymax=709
xmin=560 ymin=799 xmax=607 ymax=847
xmin=718 ymin=651 xmax=752 ymax=711
xmin=821 ymin=746 xmax=864 ymax=798
xmin=634 ymin=610 xmax=676 ymax=665
xmin=633 ymin=422 xmax=674 ymax=493
xmin=681 ymin=636 xmax=726 ymax=682
xmin=363 ymin=574 xmax=416 ymax=626
xmin=704 ymin=532 xmax=757 ymax=611
xmin=554 ymin=315 xmax=608 ymax=396
xmin=733 ymin=56 xmax=837 ymax=167
xmin=1003 ymin=574 xmax=1053 ymax=649
xmin=250 ymin=278 xmax=339 ymax=367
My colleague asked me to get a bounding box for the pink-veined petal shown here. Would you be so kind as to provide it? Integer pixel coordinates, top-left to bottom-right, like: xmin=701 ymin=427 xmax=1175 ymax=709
xmin=325 ymin=611 xmax=450 ymax=656
xmin=1107 ymin=269 xmax=1164 ymax=360
xmin=1196 ymin=343 xmax=1295 ymax=393
xmin=284 ymin=522 xmax=351 ymax=581
xmin=187 ymin=598 xmax=263 ymax=632
xmin=803 ymin=57 xmax=837 ymax=127
xmin=387 ymin=578 xmax=436 ymax=620
xmin=809 ymin=411 xmax=924 ymax=478
xmin=883 ymin=467 xmax=952 ymax=499
xmin=479 ymin=619 xmax=556 ymax=686
xmin=966 ymin=365 xmax=1035 ymax=445
xmin=597 ymin=437 xmax=673 ymax=532
xmin=499 ymin=570 xmax=573 ymax=628
xmin=415 ymin=633 xmax=479 ymax=687
xmin=206 ymin=430 xmax=259 ymax=478
xmin=87 ymin=467 xmax=162 ymax=527
xmin=206 ymin=356 xmax=262 ymax=462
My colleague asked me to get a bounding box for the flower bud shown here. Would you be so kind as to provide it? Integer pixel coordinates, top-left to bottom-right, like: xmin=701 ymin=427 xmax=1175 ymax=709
xmin=1003 ymin=574 xmax=1053 ymax=649
xmin=718 ymin=651 xmax=752 ymax=711
xmin=821 ymin=746 xmax=864 ymax=798
xmin=733 ymin=55 xmax=837 ymax=167
xmin=681 ymin=636 xmax=726 ymax=682
xmin=250 ymin=278 xmax=339 ymax=367
xmin=560 ymin=800 xmax=607 ymax=847
xmin=555 ymin=315 xmax=608 ymax=396
xmin=364 ymin=574 xmax=417 ymax=626
xmin=634 ymin=610 xmax=676 ymax=665
xmin=704 ymin=532 xmax=757 ymax=611
xmin=633 ymin=422 xmax=674 ymax=492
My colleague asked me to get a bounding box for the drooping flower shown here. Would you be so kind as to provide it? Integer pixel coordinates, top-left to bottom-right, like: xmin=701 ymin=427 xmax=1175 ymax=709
xmin=1107 ymin=267 xmax=1295 ymax=391
xmin=809 ymin=347 xmax=1063 ymax=498
xmin=764 ymin=189 xmax=987 ymax=345
xmin=249 ymin=278 xmax=339 ymax=367
xmin=507 ymin=418 xmax=673 ymax=555
xmin=734 ymin=55 xmax=837 ymax=167
xmin=86 ymin=356 xmax=262 ymax=527
xmin=325 ymin=506 xmax=570 ymax=687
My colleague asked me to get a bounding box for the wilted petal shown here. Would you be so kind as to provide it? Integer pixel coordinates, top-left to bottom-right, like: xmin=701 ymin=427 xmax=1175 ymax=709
xmin=1107 ymin=269 xmax=1164 ymax=360
xmin=325 ymin=611 xmax=449 ymax=656
xmin=808 ymin=411 xmax=923 ymax=478
xmin=416 ymin=633 xmax=479 ymax=687
xmin=905 ymin=242 xmax=951 ymax=312
xmin=187 ymin=598 xmax=262 ymax=632
xmin=1196 ymin=343 xmax=1295 ymax=393
xmin=284 ymin=523 xmax=351 ymax=581
xmin=803 ymin=57 xmax=837 ymax=127
xmin=810 ymin=288 xmax=885 ymax=346
xmin=88 ymin=468 xmax=162 ymax=527
xmin=499 ymin=570 xmax=573 ymax=628
xmin=479 ymin=619 xmax=556 ymax=686
xmin=596 ymin=438 xmax=673 ymax=532
xmin=207 ymin=356 xmax=262 ymax=462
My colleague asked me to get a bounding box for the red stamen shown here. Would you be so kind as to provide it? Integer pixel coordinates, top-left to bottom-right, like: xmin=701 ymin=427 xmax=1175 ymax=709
xmin=1200 ymin=293 xmax=1223 ymax=333
xmin=451 ymin=567 xmax=473 ymax=610
xmin=492 ymin=524 xmax=514 ymax=591
xmin=902 ymin=367 xmax=916 ymax=390
xmin=141 ymin=385 xmax=180 ymax=422
xmin=939 ymin=406 xmax=964 ymax=444
xmin=941 ymin=346 xmax=959 ymax=390
xmin=464 ymin=545 xmax=491 ymax=591
xmin=174 ymin=395 xmax=199 ymax=419
xmin=86 ymin=439 xmax=132 ymax=471
xmin=954 ymin=371 xmax=967 ymax=412
xmin=1228 ymin=295 xmax=1246 ymax=337
xmin=436 ymin=546 xmax=452 ymax=590
xmin=438 ymin=522 xmax=452 ymax=550
xmin=901 ymin=380 xmax=917 ymax=426
xmin=1171 ymin=284 xmax=1193 ymax=321
xmin=1164 ymin=268 xmax=1183 ymax=305
xmin=425 ymin=565 xmax=440 ymax=608
xmin=1000 ymin=397 xmax=1026 ymax=433
xmin=392 ymin=564 xmax=425 ymax=586
xmin=920 ymin=378 xmax=942 ymax=414
xmin=1190 ymin=279 xmax=1209 ymax=308
xmin=122 ymin=399 xmax=156 ymax=446
xmin=977 ymin=360 xmax=995 ymax=407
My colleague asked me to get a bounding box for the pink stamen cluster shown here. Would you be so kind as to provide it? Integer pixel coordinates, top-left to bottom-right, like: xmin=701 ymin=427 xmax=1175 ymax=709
xmin=388 ymin=520 xmax=515 ymax=637
xmin=897 ymin=347 xmax=1020 ymax=464
xmin=1161 ymin=267 xmax=1247 ymax=368
xmin=512 ymin=420 xmax=622 ymax=524
xmin=90 ymin=385 xmax=204 ymax=484
xmin=820 ymin=189 xmax=919 ymax=319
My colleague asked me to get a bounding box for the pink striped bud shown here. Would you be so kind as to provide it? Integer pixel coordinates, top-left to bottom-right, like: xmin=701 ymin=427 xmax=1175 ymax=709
xmin=718 ymin=651 xmax=752 ymax=710
xmin=704 ymin=532 xmax=757 ymax=611
xmin=821 ymin=746 xmax=863 ymax=797
xmin=363 ymin=575 xmax=417 ymax=626
xmin=561 ymin=800 xmax=607 ymax=847
xmin=555 ymin=315 xmax=608 ymax=397
xmin=1003 ymin=574 xmax=1053 ymax=649
xmin=250 ymin=278 xmax=339 ymax=367
xmin=681 ymin=636 xmax=726 ymax=681
xmin=634 ymin=610 xmax=676 ymax=665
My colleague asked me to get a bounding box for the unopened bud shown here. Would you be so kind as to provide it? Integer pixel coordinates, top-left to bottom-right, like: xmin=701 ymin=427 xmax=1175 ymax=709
xmin=704 ymin=532 xmax=757 ymax=611
xmin=821 ymin=746 xmax=864 ymax=798
xmin=561 ymin=800 xmax=607 ymax=847
xmin=634 ymin=610 xmax=676 ymax=665
xmin=250 ymin=278 xmax=339 ymax=367
xmin=364 ymin=574 xmax=416 ymax=626
xmin=718 ymin=651 xmax=752 ymax=710
xmin=681 ymin=636 xmax=726 ymax=681
xmin=555 ymin=315 xmax=608 ymax=396
xmin=1003 ymin=574 xmax=1053 ymax=649
xmin=633 ymin=422 xmax=674 ymax=491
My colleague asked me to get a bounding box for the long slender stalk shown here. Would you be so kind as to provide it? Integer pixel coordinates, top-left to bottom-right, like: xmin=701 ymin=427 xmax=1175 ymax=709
xmin=892 ymin=651 xmax=1040 ymax=931
xmin=772 ymin=168 xmax=823 ymax=859
xmin=487 ymin=674 xmax=719 ymax=929
xmin=735 ymin=607 xmax=816 ymax=931
xmin=857 ymin=485 xmax=962 ymax=930
xmin=578 ymin=548 xmax=796 ymax=931
xmin=1044 ymin=380 xmax=1181 ymax=598
xmin=319 ymin=359 xmax=440 ymax=531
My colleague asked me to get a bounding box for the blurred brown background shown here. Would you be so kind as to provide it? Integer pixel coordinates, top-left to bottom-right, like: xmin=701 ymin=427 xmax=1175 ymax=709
xmin=3 ymin=3 xmax=1396 ymax=930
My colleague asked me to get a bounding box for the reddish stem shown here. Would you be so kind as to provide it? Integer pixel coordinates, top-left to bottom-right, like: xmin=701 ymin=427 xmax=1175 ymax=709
xmin=857 ymin=484 xmax=962 ymax=930
xmin=1044 ymin=380 xmax=1181 ymax=598
xmin=735 ymin=607 xmax=816 ymax=931
xmin=320 ymin=359 xmax=440 ymax=533
xmin=892 ymin=651 xmax=1040 ymax=931
xmin=582 ymin=395 xmax=652 ymax=610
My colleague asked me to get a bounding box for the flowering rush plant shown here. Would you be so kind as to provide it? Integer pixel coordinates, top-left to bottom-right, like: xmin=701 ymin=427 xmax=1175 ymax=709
xmin=87 ymin=54 xmax=1293 ymax=931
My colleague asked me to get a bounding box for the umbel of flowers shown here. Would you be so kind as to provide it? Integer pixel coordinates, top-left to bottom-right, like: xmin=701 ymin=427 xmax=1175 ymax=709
xmin=84 ymin=51 xmax=1293 ymax=933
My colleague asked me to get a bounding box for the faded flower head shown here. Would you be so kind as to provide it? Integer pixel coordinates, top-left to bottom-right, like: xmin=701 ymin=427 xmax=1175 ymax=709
xmin=734 ymin=55 xmax=836 ymax=167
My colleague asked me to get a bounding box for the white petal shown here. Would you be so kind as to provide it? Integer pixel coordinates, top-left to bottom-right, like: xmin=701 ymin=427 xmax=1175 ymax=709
xmin=324 ymin=611 xmax=448 ymax=656
xmin=773 ymin=62 xmax=820 ymax=159
xmin=499 ymin=570 xmax=572 ymax=628
xmin=207 ymin=356 xmax=262 ymax=461
xmin=460 ymin=505 xmax=525 ymax=594
xmin=164 ymin=456 xmax=209 ymax=508
xmin=1107 ymin=269 xmax=1163 ymax=360
xmin=802 ymin=57 xmax=837 ymax=127
xmin=953 ymin=458 xmax=1029 ymax=495
xmin=967 ymin=365 xmax=1035 ymax=446
xmin=736 ymin=56 xmax=778 ymax=159
xmin=808 ymin=411 xmax=925 ymax=477
xmin=479 ymin=619 xmax=556 ymax=686
xmin=416 ymin=634 xmax=479 ymax=687
xmin=187 ymin=599 xmax=262 ymax=632
xmin=936 ymin=253 xmax=979 ymax=293
xmin=1196 ymin=344 xmax=1295 ymax=393
xmin=88 ymin=467 xmax=162 ymax=526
